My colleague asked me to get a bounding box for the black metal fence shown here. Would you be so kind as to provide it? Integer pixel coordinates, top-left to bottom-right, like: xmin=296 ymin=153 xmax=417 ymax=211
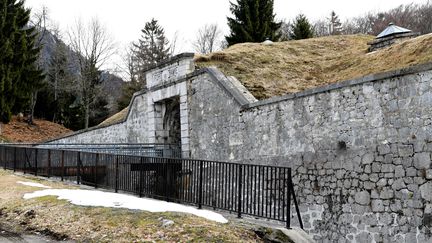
xmin=0 ymin=144 xmax=302 ymax=228
xmin=36 ymin=143 xmax=181 ymax=158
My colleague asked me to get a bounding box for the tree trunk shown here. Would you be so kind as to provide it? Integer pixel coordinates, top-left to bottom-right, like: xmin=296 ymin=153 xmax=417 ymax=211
xmin=28 ymin=91 xmax=38 ymax=125
xmin=84 ymin=103 xmax=89 ymax=129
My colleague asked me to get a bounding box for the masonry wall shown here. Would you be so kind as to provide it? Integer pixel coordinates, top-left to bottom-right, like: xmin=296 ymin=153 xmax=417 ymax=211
xmin=48 ymin=92 xmax=151 ymax=144
xmin=188 ymin=69 xmax=432 ymax=242
xmin=46 ymin=55 xmax=432 ymax=242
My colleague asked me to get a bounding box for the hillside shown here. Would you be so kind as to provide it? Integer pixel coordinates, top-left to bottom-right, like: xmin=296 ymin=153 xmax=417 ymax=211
xmin=99 ymin=33 xmax=432 ymax=126
xmin=0 ymin=117 xmax=71 ymax=143
xmin=196 ymin=34 xmax=432 ymax=99
xmin=37 ymin=28 xmax=125 ymax=115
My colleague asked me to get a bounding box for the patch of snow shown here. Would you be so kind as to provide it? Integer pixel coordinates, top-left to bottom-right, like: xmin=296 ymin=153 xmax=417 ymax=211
xmin=23 ymin=189 xmax=228 ymax=223
xmin=17 ymin=181 xmax=51 ymax=189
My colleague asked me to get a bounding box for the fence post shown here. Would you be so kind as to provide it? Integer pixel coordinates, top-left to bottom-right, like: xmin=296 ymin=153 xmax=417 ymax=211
xmin=286 ymin=168 xmax=292 ymax=229
xmin=47 ymin=150 xmax=51 ymax=178
xmin=198 ymin=160 xmax=203 ymax=209
xmin=61 ymin=150 xmax=65 ymax=181
xmin=164 ymin=160 xmax=169 ymax=202
xmin=94 ymin=153 xmax=99 ymax=188
xmin=23 ymin=148 xmax=26 ymax=174
xmin=77 ymin=152 xmax=81 ymax=184
xmin=139 ymin=157 xmax=143 ymax=197
xmin=34 ymin=149 xmax=38 ymax=176
xmin=290 ymin=170 xmax=304 ymax=230
xmin=237 ymin=164 xmax=243 ymax=218
xmin=115 ymin=155 xmax=119 ymax=193
xmin=2 ymin=147 xmax=6 ymax=170
xmin=13 ymin=147 xmax=16 ymax=172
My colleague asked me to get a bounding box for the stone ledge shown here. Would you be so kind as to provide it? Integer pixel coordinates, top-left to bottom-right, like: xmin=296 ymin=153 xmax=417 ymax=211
xmin=204 ymin=67 xmax=253 ymax=107
xmin=142 ymin=53 xmax=195 ymax=74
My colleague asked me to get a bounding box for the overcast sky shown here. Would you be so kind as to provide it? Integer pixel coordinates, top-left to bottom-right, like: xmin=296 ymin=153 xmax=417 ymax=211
xmin=24 ymin=0 xmax=424 ymax=71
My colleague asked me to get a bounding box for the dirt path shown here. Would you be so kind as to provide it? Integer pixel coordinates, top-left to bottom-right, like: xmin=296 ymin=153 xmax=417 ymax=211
xmin=0 ymin=225 xmax=75 ymax=243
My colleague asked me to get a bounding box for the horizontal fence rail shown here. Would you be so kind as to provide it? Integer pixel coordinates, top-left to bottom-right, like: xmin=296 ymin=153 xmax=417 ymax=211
xmin=2 ymin=143 xmax=182 ymax=158
xmin=0 ymin=144 xmax=302 ymax=228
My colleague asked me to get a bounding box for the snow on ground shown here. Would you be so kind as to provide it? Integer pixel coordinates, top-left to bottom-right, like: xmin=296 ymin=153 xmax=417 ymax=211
xmin=23 ymin=189 xmax=228 ymax=223
xmin=17 ymin=181 xmax=51 ymax=189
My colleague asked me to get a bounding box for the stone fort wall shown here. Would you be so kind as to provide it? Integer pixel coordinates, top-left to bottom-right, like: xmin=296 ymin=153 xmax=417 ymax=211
xmin=48 ymin=55 xmax=432 ymax=242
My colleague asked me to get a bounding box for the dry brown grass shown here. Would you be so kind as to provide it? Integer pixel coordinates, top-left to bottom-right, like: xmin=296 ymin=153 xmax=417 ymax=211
xmin=2 ymin=116 xmax=72 ymax=143
xmin=98 ymin=107 xmax=129 ymax=127
xmin=0 ymin=170 xmax=261 ymax=242
xmin=196 ymin=34 xmax=432 ymax=99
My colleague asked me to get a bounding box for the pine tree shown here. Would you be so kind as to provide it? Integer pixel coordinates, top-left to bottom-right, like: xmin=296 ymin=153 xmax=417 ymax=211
xmin=0 ymin=0 xmax=44 ymax=123
xmin=133 ymin=18 xmax=170 ymax=85
xmin=34 ymin=39 xmax=71 ymax=123
xmin=226 ymin=0 xmax=281 ymax=46
xmin=290 ymin=14 xmax=314 ymax=40
xmin=329 ymin=11 xmax=343 ymax=35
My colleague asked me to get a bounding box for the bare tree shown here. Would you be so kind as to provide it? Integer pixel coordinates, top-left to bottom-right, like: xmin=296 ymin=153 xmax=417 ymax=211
xmin=170 ymin=31 xmax=185 ymax=56
xmin=418 ymin=1 xmax=432 ymax=34
xmin=278 ymin=19 xmax=291 ymax=41
xmin=27 ymin=6 xmax=49 ymax=125
xmin=193 ymin=24 xmax=223 ymax=54
xmin=313 ymin=19 xmax=330 ymax=37
xmin=67 ymin=18 xmax=116 ymax=128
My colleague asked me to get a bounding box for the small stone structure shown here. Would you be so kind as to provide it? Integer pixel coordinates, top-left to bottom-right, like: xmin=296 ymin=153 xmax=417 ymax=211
xmin=368 ymin=23 xmax=419 ymax=52
xmin=48 ymin=53 xmax=432 ymax=242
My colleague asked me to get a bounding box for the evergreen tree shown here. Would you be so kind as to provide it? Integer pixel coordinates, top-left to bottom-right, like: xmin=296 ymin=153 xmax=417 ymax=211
xmin=226 ymin=0 xmax=281 ymax=46
xmin=329 ymin=11 xmax=343 ymax=35
xmin=35 ymin=39 xmax=72 ymax=123
xmin=0 ymin=0 xmax=44 ymax=123
xmin=117 ymin=80 xmax=141 ymax=111
xmin=133 ymin=18 xmax=170 ymax=85
xmin=290 ymin=14 xmax=314 ymax=40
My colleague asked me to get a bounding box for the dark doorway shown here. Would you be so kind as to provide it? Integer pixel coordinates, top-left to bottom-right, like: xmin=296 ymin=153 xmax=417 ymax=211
xmin=154 ymin=97 xmax=181 ymax=145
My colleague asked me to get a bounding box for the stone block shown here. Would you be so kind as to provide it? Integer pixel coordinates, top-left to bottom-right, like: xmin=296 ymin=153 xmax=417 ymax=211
xmin=355 ymin=191 xmax=371 ymax=205
xmin=362 ymin=153 xmax=374 ymax=164
xmin=355 ymin=232 xmax=372 ymax=243
xmin=414 ymin=141 xmax=426 ymax=152
xmin=377 ymin=179 xmax=387 ymax=187
xmin=352 ymin=204 xmax=369 ymax=214
xmin=420 ymin=182 xmax=432 ymax=201
xmin=371 ymin=200 xmax=385 ymax=212
xmin=394 ymin=165 xmax=405 ymax=177
xmin=391 ymin=178 xmax=406 ymax=191
xmin=390 ymin=200 xmax=402 ymax=212
xmin=378 ymin=144 xmax=391 ymax=155
xmin=414 ymin=152 xmax=431 ymax=169
xmin=381 ymin=164 xmax=395 ymax=173
xmin=398 ymin=144 xmax=414 ymax=157
xmin=380 ymin=189 xmax=394 ymax=199
xmin=372 ymin=163 xmax=381 ymax=173
xmin=406 ymin=167 xmax=417 ymax=177
xmin=369 ymin=173 xmax=379 ymax=182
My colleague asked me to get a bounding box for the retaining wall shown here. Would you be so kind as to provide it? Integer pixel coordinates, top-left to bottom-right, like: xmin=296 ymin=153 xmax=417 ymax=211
xmin=48 ymin=54 xmax=432 ymax=242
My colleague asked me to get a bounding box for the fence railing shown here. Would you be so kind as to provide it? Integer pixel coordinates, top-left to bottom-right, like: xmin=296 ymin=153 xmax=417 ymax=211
xmin=1 ymin=143 xmax=182 ymax=158
xmin=0 ymin=144 xmax=303 ymax=228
